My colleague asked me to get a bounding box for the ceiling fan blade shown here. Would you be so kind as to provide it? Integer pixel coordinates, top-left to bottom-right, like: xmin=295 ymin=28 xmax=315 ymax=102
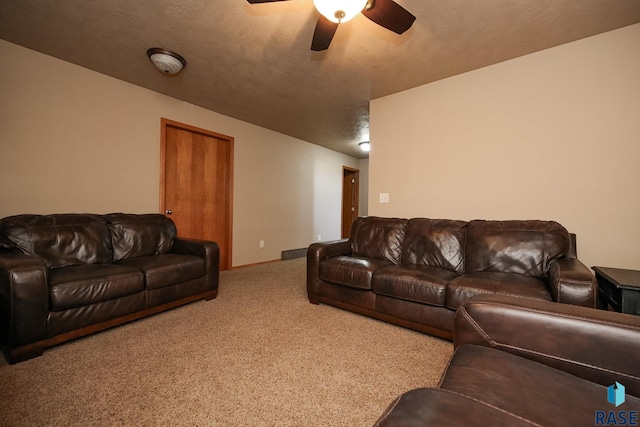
xmin=246 ymin=0 xmax=290 ymax=3
xmin=311 ymin=16 xmax=339 ymax=51
xmin=362 ymin=0 xmax=416 ymax=34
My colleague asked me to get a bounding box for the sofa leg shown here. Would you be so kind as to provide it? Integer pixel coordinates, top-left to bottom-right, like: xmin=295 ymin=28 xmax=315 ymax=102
xmin=205 ymin=289 xmax=219 ymax=301
xmin=309 ymin=297 xmax=320 ymax=305
xmin=6 ymin=345 xmax=45 ymax=365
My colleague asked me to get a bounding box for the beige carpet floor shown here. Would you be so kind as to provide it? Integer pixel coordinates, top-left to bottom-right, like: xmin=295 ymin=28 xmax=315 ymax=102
xmin=0 ymin=258 xmax=453 ymax=426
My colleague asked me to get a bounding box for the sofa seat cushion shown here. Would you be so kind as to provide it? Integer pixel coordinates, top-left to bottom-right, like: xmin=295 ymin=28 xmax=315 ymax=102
xmin=117 ymin=254 xmax=205 ymax=290
xmin=374 ymin=388 xmax=534 ymax=427
xmin=446 ymin=272 xmax=551 ymax=310
xmin=439 ymin=345 xmax=640 ymax=427
xmin=372 ymin=265 xmax=459 ymax=306
xmin=49 ymin=264 xmax=144 ymax=311
xmin=319 ymin=256 xmax=393 ymax=290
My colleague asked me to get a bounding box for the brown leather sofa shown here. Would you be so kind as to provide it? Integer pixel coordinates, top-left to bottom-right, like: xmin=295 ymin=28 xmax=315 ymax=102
xmin=307 ymin=217 xmax=596 ymax=340
xmin=375 ymin=294 xmax=640 ymax=426
xmin=0 ymin=213 xmax=219 ymax=364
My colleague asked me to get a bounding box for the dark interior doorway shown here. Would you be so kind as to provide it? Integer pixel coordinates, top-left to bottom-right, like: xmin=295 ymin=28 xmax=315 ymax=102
xmin=341 ymin=167 xmax=359 ymax=238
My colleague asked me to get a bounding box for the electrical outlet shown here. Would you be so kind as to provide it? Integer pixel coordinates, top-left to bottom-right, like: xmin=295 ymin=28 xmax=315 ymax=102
xmin=379 ymin=193 xmax=390 ymax=203
xmin=318 ymin=234 xmax=322 ymax=241
xmin=259 ymin=240 xmax=264 ymax=248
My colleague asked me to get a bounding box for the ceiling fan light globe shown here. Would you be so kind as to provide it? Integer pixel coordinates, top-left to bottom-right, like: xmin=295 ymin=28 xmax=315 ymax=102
xmin=313 ymin=0 xmax=368 ymax=23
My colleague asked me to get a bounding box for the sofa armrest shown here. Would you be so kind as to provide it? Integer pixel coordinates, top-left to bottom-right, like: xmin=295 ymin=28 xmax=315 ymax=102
xmin=548 ymin=258 xmax=597 ymax=307
xmin=306 ymin=239 xmax=351 ymax=297
xmin=454 ymin=294 xmax=640 ymax=396
xmin=0 ymin=252 xmax=49 ymax=352
xmin=171 ymin=238 xmax=220 ymax=291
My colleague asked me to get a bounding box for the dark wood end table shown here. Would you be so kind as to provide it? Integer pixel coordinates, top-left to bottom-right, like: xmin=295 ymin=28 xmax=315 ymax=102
xmin=592 ymin=266 xmax=640 ymax=315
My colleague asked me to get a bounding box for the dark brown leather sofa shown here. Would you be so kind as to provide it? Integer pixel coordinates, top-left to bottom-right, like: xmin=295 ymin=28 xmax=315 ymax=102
xmin=375 ymin=294 xmax=640 ymax=426
xmin=0 ymin=213 xmax=219 ymax=364
xmin=307 ymin=216 xmax=596 ymax=340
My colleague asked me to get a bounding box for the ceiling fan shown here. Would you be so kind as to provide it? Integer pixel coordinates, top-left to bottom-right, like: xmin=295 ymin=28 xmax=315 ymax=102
xmin=246 ymin=0 xmax=416 ymax=51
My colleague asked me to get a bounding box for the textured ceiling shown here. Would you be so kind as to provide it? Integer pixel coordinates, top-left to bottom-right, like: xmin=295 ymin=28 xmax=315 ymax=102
xmin=1 ymin=0 xmax=640 ymax=158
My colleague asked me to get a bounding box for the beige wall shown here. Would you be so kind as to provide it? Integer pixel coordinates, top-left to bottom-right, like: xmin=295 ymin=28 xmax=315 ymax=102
xmin=370 ymin=24 xmax=640 ymax=270
xmin=0 ymin=39 xmax=359 ymax=267
xmin=358 ymin=158 xmax=369 ymax=217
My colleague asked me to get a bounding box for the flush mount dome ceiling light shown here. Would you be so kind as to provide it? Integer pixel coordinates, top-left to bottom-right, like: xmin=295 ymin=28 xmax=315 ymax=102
xmin=147 ymin=48 xmax=187 ymax=75
xmin=359 ymin=141 xmax=370 ymax=152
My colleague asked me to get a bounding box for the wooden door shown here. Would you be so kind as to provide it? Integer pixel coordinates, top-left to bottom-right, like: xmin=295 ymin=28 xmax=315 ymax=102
xmin=341 ymin=167 xmax=359 ymax=238
xmin=160 ymin=118 xmax=233 ymax=270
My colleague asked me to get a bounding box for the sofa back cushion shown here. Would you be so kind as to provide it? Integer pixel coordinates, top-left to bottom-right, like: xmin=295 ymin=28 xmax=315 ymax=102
xmin=350 ymin=217 xmax=408 ymax=265
xmin=401 ymin=218 xmax=468 ymax=273
xmin=106 ymin=213 xmax=176 ymax=262
xmin=465 ymin=220 xmax=570 ymax=279
xmin=0 ymin=214 xmax=112 ymax=268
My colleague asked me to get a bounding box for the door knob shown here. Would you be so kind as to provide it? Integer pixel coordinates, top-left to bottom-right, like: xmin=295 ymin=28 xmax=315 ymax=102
xmin=165 ymin=209 xmax=173 ymax=215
